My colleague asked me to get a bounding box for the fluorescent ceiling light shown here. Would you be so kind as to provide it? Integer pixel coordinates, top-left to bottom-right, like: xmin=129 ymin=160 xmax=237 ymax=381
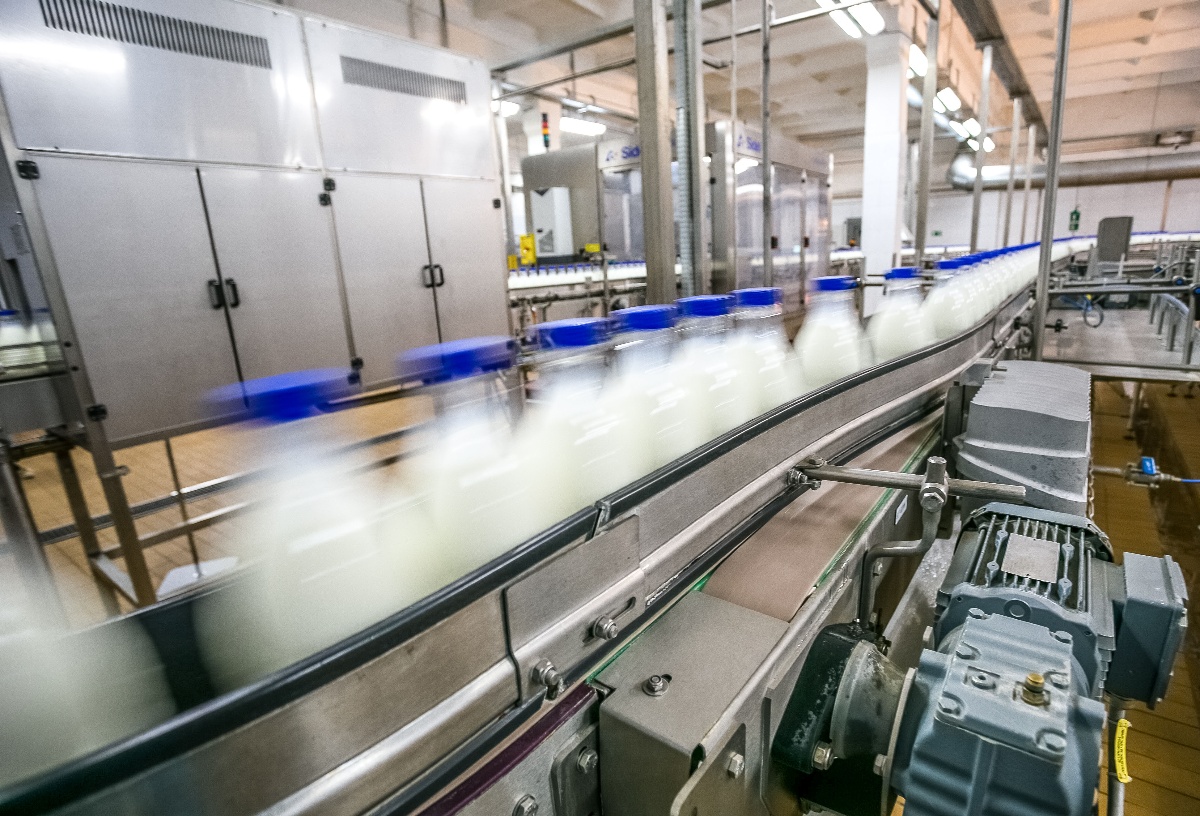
xmin=968 ymin=138 xmax=978 ymax=151
xmin=491 ymin=99 xmax=520 ymax=117
xmin=908 ymin=43 xmax=927 ymax=77
xmin=936 ymin=87 xmax=961 ymax=112
xmin=559 ymin=116 xmax=607 ymax=136
xmin=933 ymin=97 xmax=946 ymax=114
xmin=734 ymin=157 xmax=760 ymax=173
xmin=848 ymin=3 xmax=886 ymax=36
xmin=948 ymin=120 xmax=970 ymax=140
xmin=983 ymin=136 xmax=996 ymax=152
xmin=963 ymin=117 xmax=981 ymax=137
xmin=817 ymin=0 xmax=863 ymax=38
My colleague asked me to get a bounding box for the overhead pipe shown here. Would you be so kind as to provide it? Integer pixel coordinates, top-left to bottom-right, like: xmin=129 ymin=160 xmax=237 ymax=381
xmin=947 ymin=150 xmax=1200 ymax=191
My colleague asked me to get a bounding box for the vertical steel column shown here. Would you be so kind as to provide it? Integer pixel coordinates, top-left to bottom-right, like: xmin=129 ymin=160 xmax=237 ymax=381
xmin=1020 ymin=123 xmax=1037 ymax=243
xmin=913 ymin=15 xmax=940 ymax=268
xmin=1032 ymin=0 xmax=1073 ymax=360
xmin=674 ymin=0 xmax=706 ymax=297
xmin=1002 ymin=96 xmax=1022 ymax=247
xmin=761 ymin=0 xmax=774 ymax=285
xmin=54 ymin=447 xmax=119 ymax=615
xmin=0 ymin=437 xmax=64 ymax=623
xmin=969 ymin=44 xmax=993 ymax=253
xmin=729 ymin=0 xmax=739 ymax=284
xmin=438 ymin=0 xmax=450 ymax=48
xmin=635 ymin=0 xmax=678 ymax=304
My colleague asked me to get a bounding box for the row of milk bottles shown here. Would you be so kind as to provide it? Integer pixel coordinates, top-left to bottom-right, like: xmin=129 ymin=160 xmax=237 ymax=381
xmin=195 ymin=246 xmax=1048 ymax=686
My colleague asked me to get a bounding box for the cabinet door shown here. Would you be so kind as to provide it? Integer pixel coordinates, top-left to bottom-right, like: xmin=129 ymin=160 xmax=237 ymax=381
xmin=33 ymin=156 xmax=240 ymax=444
xmin=330 ymin=174 xmax=440 ymax=387
xmin=199 ymin=168 xmax=351 ymax=380
xmin=421 ymin=178 xmax=509 ymax=341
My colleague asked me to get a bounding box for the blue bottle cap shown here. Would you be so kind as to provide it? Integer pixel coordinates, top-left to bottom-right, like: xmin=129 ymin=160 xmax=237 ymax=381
xmin=398 ymin=336 xmax=517 ymax=385
xmin=209 ymin=368 xmax=353 ymax=424
xmin=936 ymin=259 xmax=961 ymax=271
xmin=884 ymin=267 xmax=921 ymax=280
xmin=533 ymin=317 xmax=612 ymax=348
xmin=732 ymin=287 xmax=783 ymax=307
xmin=613 ymin=305 xmax=677 ymax=331
xmin=677 ymin=295 xmax=734 ymax=317
xmin=811 ymin=275 xmax=858 ymax=292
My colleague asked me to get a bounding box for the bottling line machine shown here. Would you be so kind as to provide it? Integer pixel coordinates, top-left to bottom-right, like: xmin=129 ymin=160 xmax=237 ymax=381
xmin=0 ymin=242 xmax=1189 ymax=816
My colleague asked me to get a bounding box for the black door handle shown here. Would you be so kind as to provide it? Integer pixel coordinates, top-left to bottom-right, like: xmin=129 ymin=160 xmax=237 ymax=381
xmin=207 ymin=279 xmax=225 ymax=309
xmin=434 ymin=264 xmax=445 ymax=287
xmin=421 ymin=264 xmax=435 ymax=288
xmin=224 ymin=278 xmax=240 ymax=308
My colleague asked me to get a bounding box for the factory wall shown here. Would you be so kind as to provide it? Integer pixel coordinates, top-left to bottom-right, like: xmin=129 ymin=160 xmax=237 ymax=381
xmin=832 ymin=177 xmax=1200 ymax=254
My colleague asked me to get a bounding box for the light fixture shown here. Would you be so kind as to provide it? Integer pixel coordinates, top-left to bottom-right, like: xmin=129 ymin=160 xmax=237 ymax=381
xmin=936 ymin=87 xmax=961 ymax=112
xmin=817 ymin=0 xmax=863 ymax=38
xmin=963 ymin=117 xmax=981 ymax=137
xmin=491 ymin=99 xmax=520 ymax=117
xmin=848 ymin=3 xmax=886 ymax=36
xmin=933 ymin=97 xmax=947 ymax=114
xmin=968 ymin=138 xmax=978 ymax=151
xmin=948 ymin=120 xmax=970 ymax=140
xmin=559 ymin=116 xmax=607 ymax=136
xmin=983 ymin=136 xmax=995 ymax=152
xmin=908 ymin=43 xmax=928 ymax=77
xmin=734 ymin=157 xmax=760 ymax=174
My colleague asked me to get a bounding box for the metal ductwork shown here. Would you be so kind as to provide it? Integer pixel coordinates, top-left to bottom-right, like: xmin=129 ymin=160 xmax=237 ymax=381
xmin=948 ymin=149 xmax=1200 ymax=191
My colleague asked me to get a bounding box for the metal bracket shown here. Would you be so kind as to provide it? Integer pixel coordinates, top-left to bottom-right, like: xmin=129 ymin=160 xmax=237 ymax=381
xmin=549 ymin=724 xmax=600 ymax=816
xmin=15 ymin=160 xmax=38 ymax=179
xmin=323 ymin=177 xmax=336 ymax=191
xmin=318 ymin=192 xmax=332 ymax=206
xmin=86 ymin=403 xmax=108 ymax=422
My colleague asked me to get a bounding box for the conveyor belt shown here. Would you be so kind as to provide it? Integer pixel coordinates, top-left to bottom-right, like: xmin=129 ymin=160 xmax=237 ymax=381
xmin=0 ymin=292 xmax=1031 ymax=816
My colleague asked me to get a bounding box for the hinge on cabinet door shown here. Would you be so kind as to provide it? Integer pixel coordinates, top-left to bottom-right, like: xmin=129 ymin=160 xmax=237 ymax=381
xmin=348 ymin=359 xmax=363 ymax=386
xmin=323 ymin=178 xmax=336 ymax=192
xmin=86 ymin=404 xmax=108 ymax=422
xmin=319 ymin=193 xmax=332 ymax=206
xmin=15 ymin=160 xmax=38 ymax=180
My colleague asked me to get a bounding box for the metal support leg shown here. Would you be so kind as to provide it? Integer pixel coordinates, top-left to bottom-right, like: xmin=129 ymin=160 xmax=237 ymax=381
xmin=91 ymin=446 xmax=156 ymax=607
xmin=1184 ymin=289 xmax=1197 ymax=364
xmin=1002 ymin=97 xmax=1022 ymax=247
xmin=0 ymin=436 xmax=65 ymax=623
xmin=635 ymin=0 xmax=677 ymax=305
xmin=164 ymin=438 xmax=202 ymax=580
xmin=1107 ymin=701 xmax=1127 ymax=816
xmin=54 ymin=447 xmax=119 ymax=615
xmin=1125 ymin=382 xmax=1142 ymax=440
xmin=913 ymin=15 xmax=939 ymax=268
xmin=1032 ymin=0 xmax=1074 ymax=360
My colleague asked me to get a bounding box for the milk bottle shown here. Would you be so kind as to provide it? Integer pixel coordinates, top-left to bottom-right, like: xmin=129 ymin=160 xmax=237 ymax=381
xmin=868 ymin=268 xmax=935 ymax=361
xmin=196 ymin=369 xmax=414 ymax=689
xmin=922 ymin=261 xmax=973 ymax=340
xmin=794 ymin=276 xmax=869 ymax=387
xmin=0 ymin=609 xmax=175 ymax=787
xmin=729 ymin=287 xmax=806 ymax=412
xmin=518 ymin=318 xmax=641 ymax=513
xmin=673 ymin=295 xmax=759 ymax=438
xmin=399 ymin=337 xmax=547 ymax=571
xmin=609 ymin=305 xmax=708 ymax=469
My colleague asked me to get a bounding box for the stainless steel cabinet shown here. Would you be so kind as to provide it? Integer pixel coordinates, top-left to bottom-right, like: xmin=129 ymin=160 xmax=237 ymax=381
xmin=331 ymin=174 xmax=441 ymax=387
xmin=422 ymin=178 xmax=510 ymax=341
xmin=199 ymin=167 xmax=350 ymax=381
xmin=32 ymin=156 xmax=243 ymax=442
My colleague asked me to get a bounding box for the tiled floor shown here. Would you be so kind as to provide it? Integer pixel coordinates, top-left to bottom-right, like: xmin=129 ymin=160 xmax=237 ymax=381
xmin=2 ymin=394 xmax=432 ymax=628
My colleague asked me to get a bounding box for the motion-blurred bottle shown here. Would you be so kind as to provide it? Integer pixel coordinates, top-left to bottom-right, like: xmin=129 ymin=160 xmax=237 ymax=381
xmin=609 ymin=305 xmax=707 ymax=471
xmin=728 ymin=287 xmax=806 ymax=413
xmin=674 ymin=295 xmax=758 ymax=439
xmin=196 ymin=369 xmax=410 ymax=689
xmin=794 ymin=276 xmax=869 ymax=387
xmin=519 ymin=318 xmax=641 ymax=516
xmin=867 ymin=268 xmax=934 ymax=361
xmin=400 ymin=337 xmax=546 ymax=571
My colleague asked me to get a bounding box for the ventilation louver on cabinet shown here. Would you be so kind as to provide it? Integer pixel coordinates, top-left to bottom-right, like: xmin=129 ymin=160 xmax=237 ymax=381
xmin=340 ymin=55 xmax=467 ymax=104
xmin=38 ymin=0 xmax=272 ymax=69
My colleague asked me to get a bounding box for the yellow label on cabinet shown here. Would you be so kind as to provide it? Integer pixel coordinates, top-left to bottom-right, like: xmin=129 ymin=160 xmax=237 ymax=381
xmin=584 ymin=242 xmax=602 ymax=254
xmin=519 ymin=234 xmax=536 ymax=266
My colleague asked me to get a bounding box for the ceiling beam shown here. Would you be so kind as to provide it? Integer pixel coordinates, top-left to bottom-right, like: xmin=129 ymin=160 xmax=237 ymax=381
xmin=951 ymin=0 xmax=1047 ymax=137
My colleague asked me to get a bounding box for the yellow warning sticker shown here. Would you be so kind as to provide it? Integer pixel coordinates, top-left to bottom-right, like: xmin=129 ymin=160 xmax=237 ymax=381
xmin=1114 ymin=718 xmax=1132 ymax=784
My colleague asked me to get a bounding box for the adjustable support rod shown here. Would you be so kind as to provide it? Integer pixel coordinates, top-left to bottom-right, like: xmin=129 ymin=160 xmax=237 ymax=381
xmin=792 ymin=456 xmax=1026 ymax=625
